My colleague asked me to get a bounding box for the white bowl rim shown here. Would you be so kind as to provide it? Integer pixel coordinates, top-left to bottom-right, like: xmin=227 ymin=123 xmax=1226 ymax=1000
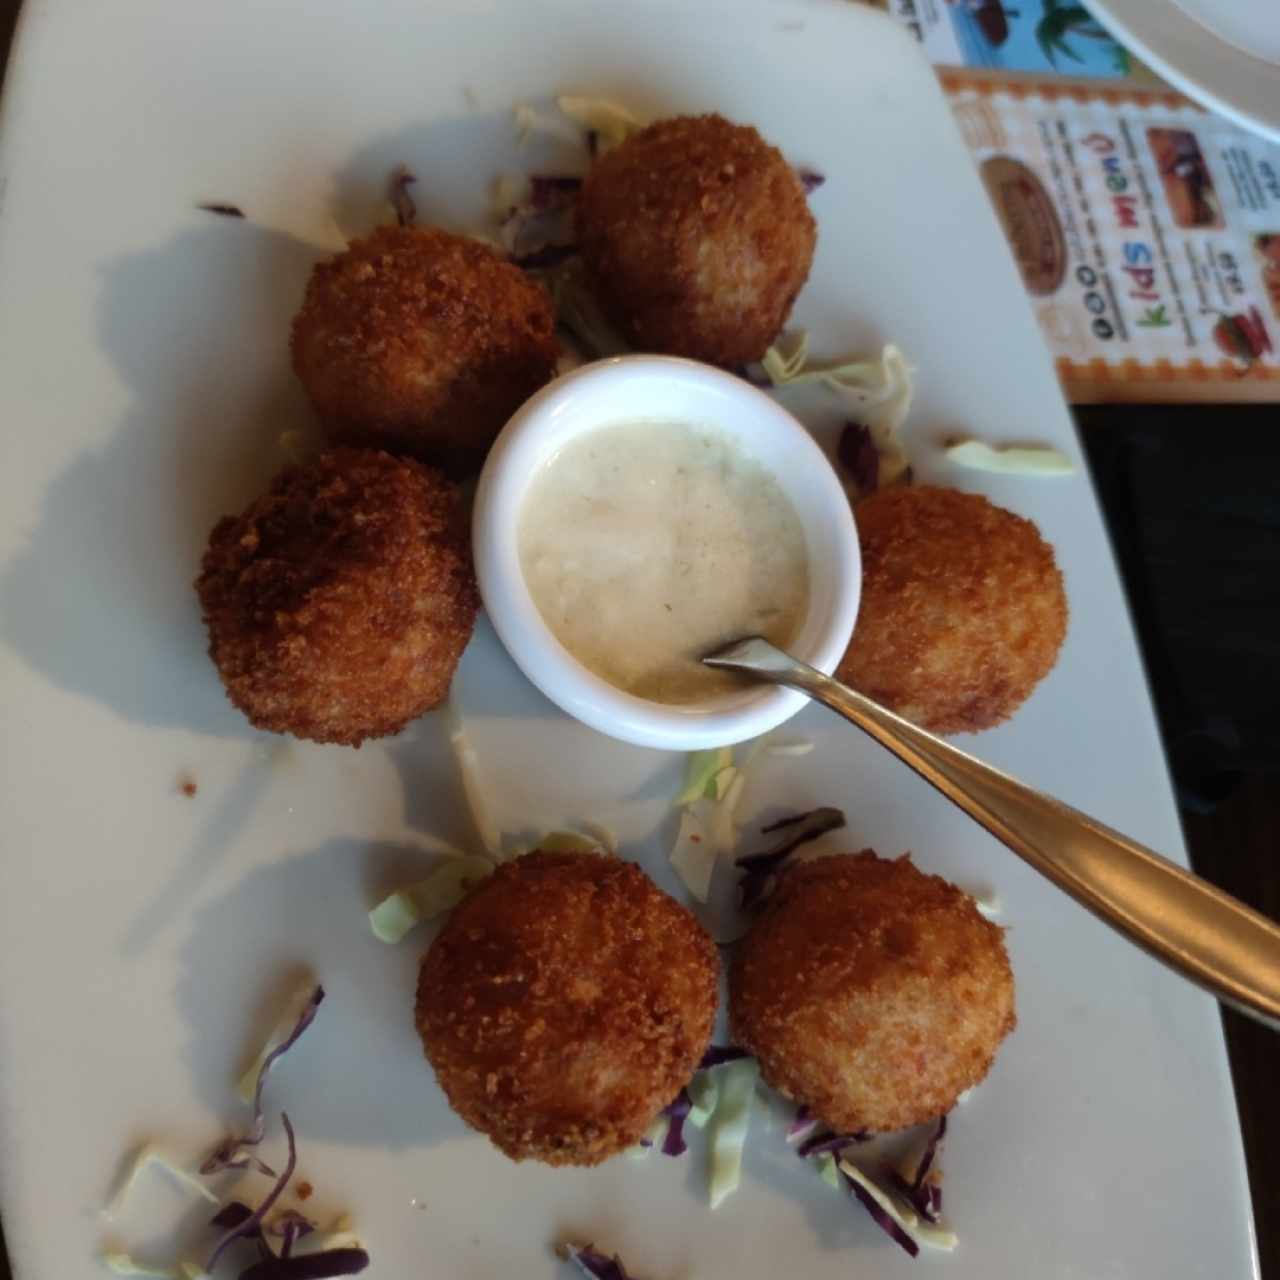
xmin=472 ymin=355 xmax=861 ymax=751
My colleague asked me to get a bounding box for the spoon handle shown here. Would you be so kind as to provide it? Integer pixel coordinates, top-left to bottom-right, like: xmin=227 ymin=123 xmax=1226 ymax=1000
xmin=705 ymin=637 xmax=1280 ymax=1032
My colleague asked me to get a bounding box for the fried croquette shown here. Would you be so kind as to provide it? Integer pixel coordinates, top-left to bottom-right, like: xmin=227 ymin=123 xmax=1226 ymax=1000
xmin=731 ymin=852 xmax=1015 ymax=1134
xmin=290 ymin=226 xmax=559 ymax=467
xmin=838 ymin=486 xmax=1068 ymax=734
xmin=577 ymin=114 xmax=816 ymax=367
xmin=415 ymin=850 xmax=719 ymax=1165
xmin=195 ymin=448 xmax=478 ymax=746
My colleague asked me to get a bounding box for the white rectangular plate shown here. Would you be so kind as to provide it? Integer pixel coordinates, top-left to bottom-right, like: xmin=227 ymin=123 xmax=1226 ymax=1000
xmin=0 ymin=1 xmax=1256 ymax=1278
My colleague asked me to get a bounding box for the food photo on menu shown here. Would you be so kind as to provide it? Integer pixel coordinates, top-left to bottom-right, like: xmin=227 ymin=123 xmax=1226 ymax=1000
xmin=0 ymin=2 xmax=1276 ymax=1280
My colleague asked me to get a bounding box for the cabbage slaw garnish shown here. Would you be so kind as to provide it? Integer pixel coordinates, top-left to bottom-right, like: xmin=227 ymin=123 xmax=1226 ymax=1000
xmin=233 ymin=981 xmax=326 ymax=1108
xmin=837 ymin=1159 xmax=922 ymax=1257
xmin=557 ymin=1241 xmax=641 ymax=1280
xmin=495 ymin=174 xmax=581 ymax=269
xmin=889 ymin=1115 xmax=947 ymax=1223
xmin=669 ymin=803 xmax=719 ymax=903
xmin=687 ymin=1071 xmax=719 ymax=1128
xmin=368 ymin=856 xmax=495 ymax=943
xmin=676 ymin=747 xmax=733 ymax=806
xmin=707 ymin=1057 xmax=759 ymax=1209
xmin=101 ymin=1254 xmax=205 ymax=1280
xmin=660 ymin=1088 xmax=694 ymax=1157
xmin=945 ymin=439 xmax=1075 ymax=476
xmin=447 ymin=715 xmax=502 ymax=858
xmin=669 ymin=746 xmax=748 ymax=902
xmin=389 ymin=165 xmax=417 ymax=228
xmin=557 ymin=95 xmax=645 ymax=152
xmin=735 ymin=807 xmax=847 ymax=909
xmin=799 ymin=1115 xmax=955 ymax=1257
xmin=795 ymin=1128 xmax=870 ymax=1158
xmin=785 ymin=1104 xmax=817 ymax=1144
xmin=103 ymin=978 xmax=368 ymax=1278
xmin=544 ymin=258 xmax=633 ymax=358
xmin=760 ymin=336 xmax=914 ymax=498
xmin=205 ymin=1113 xmax=297 ymax=1272
xmin=107 ymin=1147 xmax=221 ymax=1217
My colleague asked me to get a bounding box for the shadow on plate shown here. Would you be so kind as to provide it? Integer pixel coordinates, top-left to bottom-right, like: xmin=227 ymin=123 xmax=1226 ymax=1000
xmin=177 ymin=834 xmax=469 ymax=1151
xmin=0 ymin=220 xmax=326 ymax=737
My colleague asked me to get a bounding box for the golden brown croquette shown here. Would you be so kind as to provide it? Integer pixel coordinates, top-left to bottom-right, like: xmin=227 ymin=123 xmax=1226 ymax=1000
xmin=290 ymin=226 xmax=559 ymax=468
xmin=577 ymin=114 xmax=816 ymax=367
xmin=731 ymin=852 xmax=1015 ymax=1135
xmin=416 ymin=851 xmax=719 ymax=1165
xmin=195 ymin=448 xmax=478 ymax=746
xmin=838 ymin=486 xmax=1068 ymax=734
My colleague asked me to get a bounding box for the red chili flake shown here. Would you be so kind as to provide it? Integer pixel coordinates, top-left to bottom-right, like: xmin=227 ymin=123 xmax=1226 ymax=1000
xmin=690 ymin=834 xmax=702 ymax=843
xmin=295 ymin=1180 xmax=313 ymax=1201
xmin=178 ymin=775 xmax=198 ymax=798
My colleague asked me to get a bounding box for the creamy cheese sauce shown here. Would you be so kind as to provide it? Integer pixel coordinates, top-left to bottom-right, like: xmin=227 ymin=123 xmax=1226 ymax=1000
xmin=518 ymin=420 xmax=810 ymax=704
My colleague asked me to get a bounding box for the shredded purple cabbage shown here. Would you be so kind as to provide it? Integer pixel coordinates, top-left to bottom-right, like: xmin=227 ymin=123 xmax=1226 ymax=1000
xmin=839 ymin=1168 xmax=919 ymax=1258
xmin=211 ymin=1201 xmax=256 ymax=1231
xmin=501 ymin=174 xmax=581 ymax=269
xmin=910 ymin=1114 xmax=946 ymax=1189
xmin=529 ymin=175 xmax=582 ymax=206
xmin=698 ymin=1046 xmax=750 ymax=1070
xmin=207 ymin=1113 xmax=298 ymax=1273
xmin=236 ymin=1248 xmax=370 ymax=1279
xmin=786 ymin=1105 xmax=816 ymax=1143
xmin=202 ymin=986 xmax=325 ymax=1177
xmin=269 ymin=1209 xmax=317 ymax=1258
xmin=735 ymin=808 xmax=846 ymax=908
xmin=797 ymin=1129 xmax=870 ymax=1159
xmin=198 ymin=203 xmax=246 ymax=218
xmin=887 ymin=1170 xmax=942 ymax=1224
xmin=838 ymin=422 xmax=879 ymax=496
xmin=390 ymin=166 xmax=417 ymax=228
xmin=660 ymin=1090 xmax=692 ymax=1157
xmin=795 ymin=168 xmax=825 ymax=195
xmin=887 ymin=1115 xmax=946 ymax=1222
xmin=558 ymin=1243 xmax=638 ymax=1280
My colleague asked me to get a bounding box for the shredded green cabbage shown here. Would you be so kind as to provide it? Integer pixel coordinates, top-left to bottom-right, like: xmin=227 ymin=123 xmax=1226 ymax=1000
xmin=316 ymin=1216 xmax=366 ymax=1252
xmin=234 ymin=979 xmax=322 ymax=1103
xmin=761 ymin=337 xmax=914 ymax=492
xmin=688 ymin=1072 xmax=719 ymax=1128
xmin=712 ymin=770 xmax=745 ymax=855
xmin=537 ymin=830 xmax=606 ymax=855
xmin=945 ymin=439 xmax=1075 ymax=476
xmin=447 ymin=711 xmax=502 ymax=857
xmin=107 ymin=1146 xmax=220 ymax=1217
xmin=677 ymin=747 xmax=733 ymax=806
xmin=838 ymin=1157 xmax=958 ymax=1251
xmin=513 ymin=104 xmax=581 ymax=146
xmin=765 ymin=737 xmax=814 ymax=758
xmin=491 ymin=172 xmax=525 ymax=221
xmin=669 ymin=802 xmax=718 ymax=902
xmin=579 ymin=820 xmax=618 ymax=854
xmin=544 ymin=258 xmax=633 ymax=358
xmin=102 ymin=1254 xmax=205 ymax=1279
xmin=368 ymin=856 xmax=495 ymax=943
xmin=556 ymin=95 xmax=644 ymax=150
xmin=817 ymin=1152 xmax=840 ymax=1190
xmin=707 ymin=1058 xmax=758 ymax=1209
xmin=626 ymin=1115 xmax=669 ymax=1159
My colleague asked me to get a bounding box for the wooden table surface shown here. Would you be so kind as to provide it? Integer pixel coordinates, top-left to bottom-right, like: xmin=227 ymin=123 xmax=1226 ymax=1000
xmin=0 ymin=4 xmax=1275 ymax=1278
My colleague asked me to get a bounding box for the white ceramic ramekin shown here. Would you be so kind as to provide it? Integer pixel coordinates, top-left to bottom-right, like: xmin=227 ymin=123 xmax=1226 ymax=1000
xmin=472 ymin=356 xmax=861 ymax=750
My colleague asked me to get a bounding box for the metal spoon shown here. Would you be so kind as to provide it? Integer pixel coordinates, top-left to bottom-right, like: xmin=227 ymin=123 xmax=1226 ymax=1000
xmin=704 ymin=636 xmax=1280 ymax=1032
